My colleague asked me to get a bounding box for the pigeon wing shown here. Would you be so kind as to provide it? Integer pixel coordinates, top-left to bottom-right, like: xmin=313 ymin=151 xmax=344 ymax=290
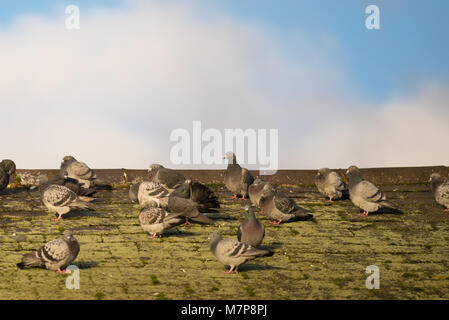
xmin=37 ymin=238 xmax=70 ymax=264
xmin=43 ymin=185 xmax=78 ymax=206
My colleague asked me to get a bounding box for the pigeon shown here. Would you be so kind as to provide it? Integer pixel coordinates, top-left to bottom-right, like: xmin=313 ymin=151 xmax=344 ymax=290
xmin=135 ymin=181 xmax=170 ymax=208
xmin=0 ymin=159 xmax=16 ymax=176
xmin=237 ymin=205 xmax=265 ymax=247
xmin=208 ymin=233 xmax=273 ymax=274
xmin=429 ymin=173 xmax=449 ymax=211
xmin=129 ymin=182 xmax=141 ymax=203
xmin=346 ymin=165 xmax=400 ymax=216
xmin=17 ymin=231 xmax=80 ymax=272
xmin=148 ymin=164 xmax=185 ymax=192
xmin=248 ymin=178 xmax=274 ymax=207
xmin=38 ymin=173 xmax=96 ymax=197
xmin=39 ymin=180 xmax=94 ymax=221
xmin=223 ymin=151 xmax=254 ymax=199
xmin=0 ymin=167 xmax=9 ymax=194
xmin=315 ymin=168 xmax=348 ymax=201
xmin=259 ymin=184 xmax=313 ymax=224
xmin=167 ymin=180 xmax=215 ymax=224
xmin=188 ymin=180 xmax=220 ymax=212
xmin=60 ymin=156 xmax=96 ymax=188
xmin=139 ymin=207 xmax=185 ymax=238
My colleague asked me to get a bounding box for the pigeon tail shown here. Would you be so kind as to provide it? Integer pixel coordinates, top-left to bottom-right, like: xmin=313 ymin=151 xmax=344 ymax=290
xmin=380 ymin=201 xmax=402 ymax=213
xmin=69 ymin=199 xmax=94 ymax=211
xmin=17 ymin=253 xmax=43 ymax=269
xmin=190 ymin=213 xmax=215 ymax=225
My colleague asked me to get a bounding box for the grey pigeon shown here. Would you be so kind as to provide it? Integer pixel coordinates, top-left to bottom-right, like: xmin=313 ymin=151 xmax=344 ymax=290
xmin=346 ymin=165 xmax=400 ymax=216
xmin=136 ymin=181 xmax=170 ymax=208
xmin=259 ymin=184 xmax=313 ymax=224
xmin=129 ymin=182 xmax=141 ymax=203
xmin=167 ymin=180 xmax=215 ymax=224
xmin=223 ymin=151 xmax=254 ymax=199
xmin=248 ymin=178 xmax=274 ymax=207
xmin=39 ymin=181 xmax=94 ymax=221
xmin=208 ymin=233 xmax=273 ymax=274
xmin=38 ymin=173 xmax=96 ymax=197
xmin=139 ymin=207 xmax=184 ymax=238
xmin=17 ymin=231 xmax=80 ymax=272
xmin=0 ymin=159 xmax=16 ymax=196
xmin=0 ymin=159 xmax=16 ymax=176
xmin=188 ymin=180 xmax=220 ymax=212
xmin=315 ymin=168 xmax=348 ymax=201
xmin=0 ymin=167 xmax=9 ymax=194
xmin=148 ymin=164 xmax=185 ymax=192
xmin=429 ymin=173 xmax=449 ymax=211
xmin=237 ymin=205 xmax=265 ymax=247
xmin=60 ymin=156 xmax=96 ymax=188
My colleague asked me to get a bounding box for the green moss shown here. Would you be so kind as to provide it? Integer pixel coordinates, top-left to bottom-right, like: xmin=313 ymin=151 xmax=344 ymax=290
xmin=94 ymin=292 xmax=105 ymax=300
xmin=150 ymin=275 xmax=160 ymax=285
xmin=245 ymin=286 xmax=255 ymax=297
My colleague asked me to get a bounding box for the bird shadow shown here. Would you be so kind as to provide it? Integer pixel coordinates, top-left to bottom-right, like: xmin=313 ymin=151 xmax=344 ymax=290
xmin=208 ymin=214 xmax=238 ymax=222
xmin=360 ymin=208 xmax=403 ymax=216
xmin=75 ymin=261 xmax=99 ymax=269
xmin=259 ymin=243 xmax=283 ymax=251
xmin=165 ymin=229 xmax=198 ymax=238
xmin=62 ymin=210 xmax=104 ymax=219
xmin=234 ymin=263 xmax=280 ymax=272
xmin=0 ymin=187 xmax=30 ymax=196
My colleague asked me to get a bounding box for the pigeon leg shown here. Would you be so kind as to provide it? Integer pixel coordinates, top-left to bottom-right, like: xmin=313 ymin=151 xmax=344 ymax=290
xmin=327 ymin=198 xmax=334 ymax=203
xmin=184 ymin=218 xmax=191 ymax=225
xmin=224 ymin=266 xmax=236 ymax=274
xmin=230 ymin=194 xmax=238 ymax=200
xmin=358 ymin=211 xmax=369 ymax=217
xmin=56 ymin=268 xmax=67 ymax=273
xmin=52 ymin=215 xmax=63 ymax=222
xmin=269 ymin=220 xmax=281 ymax=225
xmin=149 ymin=234 xmax=161 ymax=239
xmin=444 ymin=208 xmax=449 ymax=212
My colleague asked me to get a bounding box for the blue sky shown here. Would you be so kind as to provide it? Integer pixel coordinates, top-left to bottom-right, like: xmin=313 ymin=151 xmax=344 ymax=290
xmin=1 ymin=0 xmax=448 ymax=103
xmin=1 ymin=1 xmax=448 ymax=169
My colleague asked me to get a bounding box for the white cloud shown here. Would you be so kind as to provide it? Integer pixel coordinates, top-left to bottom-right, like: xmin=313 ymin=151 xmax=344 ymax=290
xmin=0 ymin=1 xmax=447 ymax=169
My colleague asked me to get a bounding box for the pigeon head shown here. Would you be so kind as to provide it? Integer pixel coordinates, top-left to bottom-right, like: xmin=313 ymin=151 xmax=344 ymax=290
xmin=346 ymin=165 xmax=360 ymax=174
xmin=37 ymin=174 xmax=49 ymax=185
xmin=129 ymin=183 xmax=141 ymax=202
xmin=62 ymin=156 xmax=76 ymax=164
xmin=0 ymin=159 xmax=16 ymax=175
xmin=429 ymin=173 xmax=442 ymax=182
xmin=223 ymin=151 xmax=237 ymax=164
xmin=207 ymin=233 xmax=222 ymax=242
xmin=346 ymin=166 xmax=362 ymax=184
xmin=252 ymin=178 xmax=263 ymax=185
xmin=317 ymin=168 xmax=330 ymax=176
xmin=244 ymin=205 xmax=256 ymax=219
xmin=62 ymin=231 xmax=76 ymax=243
xmin=148 ymin=164 xmax=164 ymax=172
xmin=262 ymin=183 xmax=275 ymax=192
xmin=260 ymin=184 xmax=275 ymax=197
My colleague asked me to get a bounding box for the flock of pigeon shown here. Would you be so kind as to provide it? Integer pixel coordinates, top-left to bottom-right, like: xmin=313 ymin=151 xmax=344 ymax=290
xmin=1 ymin=153 xmax=448 ymax=275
